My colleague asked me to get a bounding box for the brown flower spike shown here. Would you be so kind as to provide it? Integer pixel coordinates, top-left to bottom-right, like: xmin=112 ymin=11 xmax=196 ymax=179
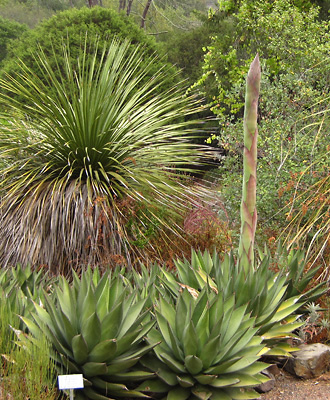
xmin=238 ymin=54 xmax=261 ymax=272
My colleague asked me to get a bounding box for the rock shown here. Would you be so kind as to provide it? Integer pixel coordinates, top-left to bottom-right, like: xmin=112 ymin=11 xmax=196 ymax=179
xmin=285 ymin=343 xmax=330 ymax=379
xmin=255 ymin=365 xmax=279 ymax=393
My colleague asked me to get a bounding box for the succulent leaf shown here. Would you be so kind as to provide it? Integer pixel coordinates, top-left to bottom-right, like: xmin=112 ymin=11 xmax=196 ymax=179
xmin=167 ymin=386 xmax=190 ymax=400
xmin=184 ymin=355 xmax=203 ymax=375
xmin=88 ymin=339 xmax=117 ymax=363
xmin=72 ymin=334 xmax=89 ymax=365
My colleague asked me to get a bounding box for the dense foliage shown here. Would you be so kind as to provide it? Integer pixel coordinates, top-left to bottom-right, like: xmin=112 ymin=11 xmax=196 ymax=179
xmin=1 ymin=7 xmax=178 ymax=99
xmin=0 ymin=16 xmax=27 ymax=65
xmin=195 ymin=0 xmax=330 ymax=251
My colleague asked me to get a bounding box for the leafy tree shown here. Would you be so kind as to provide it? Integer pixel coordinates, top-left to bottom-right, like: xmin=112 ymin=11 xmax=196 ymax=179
xmin=195 ymin=0 xmax=330 ymax=242
xmin=0 ymin=16 xmax=27 ymax=65
xmin=0 ymin=37 xmax=209 ymax=272
xmin=1 ymin=7 xmax=177 ymax=101
xmin=163 ymin=11 xmax=221 ymax=84
xmin=108 ymin=0 xmax=209 ymax=33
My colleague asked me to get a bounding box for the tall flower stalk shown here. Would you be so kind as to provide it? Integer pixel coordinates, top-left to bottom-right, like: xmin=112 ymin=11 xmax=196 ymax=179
xmin=238 ymin=54 xmax=261 ymax=272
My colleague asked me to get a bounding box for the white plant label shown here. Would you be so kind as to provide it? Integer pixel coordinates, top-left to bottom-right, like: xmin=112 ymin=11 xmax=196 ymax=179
xmin=58 ymin=374 xmax=84 ymax=390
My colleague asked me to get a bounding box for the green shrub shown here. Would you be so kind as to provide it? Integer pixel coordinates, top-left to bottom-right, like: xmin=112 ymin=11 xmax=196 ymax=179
xmin=0 ymin=16 xmax=27 ymax=65
xmin=1 ymin=6 xmax=178 ymax=101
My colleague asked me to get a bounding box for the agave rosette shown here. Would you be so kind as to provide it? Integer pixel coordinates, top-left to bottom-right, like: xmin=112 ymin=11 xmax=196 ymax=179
xmin=21 ymin=268 xmax=156 ymax=400
xmin=139 ymin=288 xmax=269 ymax=400
xmin=160 ymin=249 xmax=303 ymax=356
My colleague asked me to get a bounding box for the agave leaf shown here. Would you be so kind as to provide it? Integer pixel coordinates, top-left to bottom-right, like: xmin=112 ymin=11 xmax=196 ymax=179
xmin=195 ymin=305 xmax=210 ymax=348
xmin=224 ymin=356 xmax=262 ymax=374
xmin=268 ymin=298 xmax=301 ymax=322
xmin=32 ymin=299 xmax=55 ymax=332
xmin=230 ymin=372 xmax=268 ymax=387
xmin=183 ymin=320 xmax=198 ymax=356
xmin=157 ymin=367 xmax=178 ymax=386
xmin=184 ymin=355 xmax=203 ymax=375
xmin=82 ymin=361 xmax=108 ymax=377
xmin=60 ymin=309 xmax=78 ymax=345
xmin=111 ymin=370 xmax=156 ymax=382
xmin=156 ymin=311 xmax=173 ymax=350
xmin=209 ymin=389 xmax=232 ymax=400
xmin=174 ymin=294 xmax=188 ymax=342
xmin=118 ymin=299 xmax=146 ymax=337
xmin=262 ymin=321 xmax=302 ymax=339
xmin=177 ymin=374 xmax=195 ymax=388
xmin=158 ymin=295 xmax=176 ymax=327
xmin=81 ymin=312 xmax=101 ymax=350
xmin=101 ymin=302 xmax=123 ymax=341
xmin=167 ymin=386 xmax=190 ymax=400
xmin=168 ymin=322 xmax=184 ymax=361
xmin=146 ymin=326 xmax=163 ymax=347
xmin=108 ymin=279 xmax=126 ymax=312
xmin=219 ymin=327 xmax=260 ymax=362
xmin=159 ymin=352 xmax=186 ymax=374
xmin=39 ymin=295 xmax=72 ymax=347
xmin=191 ymin=290 xmax=209 ymax=324
xmin=132 ymin=320 xmax=156 ymax=346
xmin=72 ymin=334 xmax=89 ymax=365
xmin=191 ymin=385 xmax=213 ymax=400
xmin=199 ymin=334 xmax=221 ymax=369
xmin=136 ymin=379 xmax=169 ymax=393
xmin=80 ymin=284 xmax=96 ymax=324
xmin=140 ymin=354 xmax=178 ymax=386
xmin=110 ymin=389 xmax=151 ymax=398
xmin=221 ymin=305 xmax=249 ymax=346
xmin=59 ymin=353 xmax=81 ymax=373
xmin=83 ymin=386 xmax=114 ymax=400
xmin=57 ymin=278 xmax=78 ymax=328
xmin=91 ymin=377 xmax=128 ymax=391
xmin=236 ymin=361 xmax=269 ymax=376
xmin=115 ymin=330 xmax=141 ymax=356
xmin=95 ymin=277 xmax=111 ymax=320
xmin=224 ymin=387 xmax=261 ymax=399
xmin=194 ymin=374 xmax=217 ymax=385
xmin=105 ymin=356 xmax=140 ymax=375
xmin=88 ymin=339 xmax=117 ymax=363
xmin=209 ymin=376 xmax=240 ymax=387
xmin=20 ymin=316 xmax=44 ymax=341
xmin=122 ymin=342 xmax=157 ymax=361
xmin=264 ymin=345 xmax=297 ymax=357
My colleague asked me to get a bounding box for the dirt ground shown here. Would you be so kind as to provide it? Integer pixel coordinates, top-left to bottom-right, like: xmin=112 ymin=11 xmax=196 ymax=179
xmin=259 ymin=369 xmax=330 ymax=400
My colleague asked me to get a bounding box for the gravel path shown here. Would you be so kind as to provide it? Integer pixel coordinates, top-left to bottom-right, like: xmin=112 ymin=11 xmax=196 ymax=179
xmin=259 ymin=369 xmax=330 ymax=400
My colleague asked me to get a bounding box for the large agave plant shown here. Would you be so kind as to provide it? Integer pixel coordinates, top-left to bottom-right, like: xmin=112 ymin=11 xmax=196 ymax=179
xmin=21 ymin=268 xmax=156 ymax=400
xmin=139 ymin=288 xmax=269 ymax=400
xmin=160 ymin=249 xmax=308 ymax=356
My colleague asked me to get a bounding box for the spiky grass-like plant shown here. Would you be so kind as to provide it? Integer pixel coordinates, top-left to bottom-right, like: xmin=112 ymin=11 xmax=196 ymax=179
xmin=238 ymin=54 xmax=261 ymax=272
xmin=0 ymin=37 xmax=209 ymax=272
